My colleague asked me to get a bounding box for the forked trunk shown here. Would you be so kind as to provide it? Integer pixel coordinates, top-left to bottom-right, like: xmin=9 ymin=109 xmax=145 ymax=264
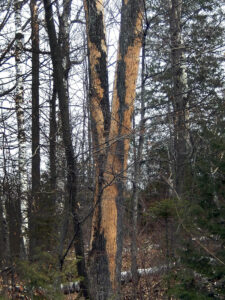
xmin=84 ymin=0 xmax=144 ymax=298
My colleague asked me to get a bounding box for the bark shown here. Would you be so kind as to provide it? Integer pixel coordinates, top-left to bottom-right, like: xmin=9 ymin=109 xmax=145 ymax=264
xmin=49 ymin=87 xmax=57 ymax=200
xmin=29 ymin=0 xmax=40 ymax=258
xmin=43 ymin=0 xmax=89 ymax=297
xmin=85 ymin=0 xmax=144 ymax=298
xmin=130 ymin=23 xmax=148 ymax=291
xmin=0 ymin=194 xmax=8 ymax=267
xmin=49 ymin=85 xmax=57 ymax=249
xmin=1 ymin=124 xmax=12 ymax=264
xmin=210 ymin=161 xmax=225 ymax=223
xmin=57 ymin=0 xmax=73 ymax=266
xmin=84 ymin=0 xmax=110 ymax=255
xmin=169 ymin=0 xmax=189 ymax=196
xmin=59 ymin=0 xmax=71 ymax=84
xmin=5 ymin=181 xmax=21 ymax=261
xmin=14 ymin=0 xmax=27 ymax=257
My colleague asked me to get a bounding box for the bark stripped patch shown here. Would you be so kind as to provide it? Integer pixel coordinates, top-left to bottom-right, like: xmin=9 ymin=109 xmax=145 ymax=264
xmin=84 ymin=0 xmax=109 ymax=154
xmin=101 ymin=181 xmax=119 ymax=288
xmin=85 ymin=0 xmax=144 ymax=296
xmin=96 ymin=0 xmax=104 ymax=13
xmin=100 ymin=10 xmax=143 ymax=289
xmin=88 ymin=42 xmax=105 ymax=150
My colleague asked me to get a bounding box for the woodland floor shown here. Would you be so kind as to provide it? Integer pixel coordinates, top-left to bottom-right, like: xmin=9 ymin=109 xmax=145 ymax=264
xmin=121 ymin=233 xmax=167 ymax=300
xmin=0 ymin=229 xmax=168 ymax=299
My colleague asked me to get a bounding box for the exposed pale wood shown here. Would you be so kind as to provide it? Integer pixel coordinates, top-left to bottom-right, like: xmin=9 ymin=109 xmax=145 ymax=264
xmin=101 ymin=6 xmax=143 ymax=292
xmin=85 ymin=0 xmax=144 ymax=298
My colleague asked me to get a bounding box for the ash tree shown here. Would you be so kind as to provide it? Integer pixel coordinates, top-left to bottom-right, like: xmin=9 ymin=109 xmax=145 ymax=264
xmin=84 ymin=0 xmax=144 ymax=298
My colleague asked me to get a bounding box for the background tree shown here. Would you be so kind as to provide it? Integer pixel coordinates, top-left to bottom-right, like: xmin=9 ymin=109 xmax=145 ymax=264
xmin=136 ymin=0 xmax=225 ymax=297
xmin=29 ymin=0 xmax=40 ymax=258
xmin=43 ymin=0 xmax=89 ymax=297
xmin=14 ymin=0 xmax=27 ymax=259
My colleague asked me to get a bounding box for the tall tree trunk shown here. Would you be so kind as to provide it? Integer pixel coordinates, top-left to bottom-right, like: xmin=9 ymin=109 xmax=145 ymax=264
xmin=84 ymin=0 xmax=111 ymax=258
xmin=43 ymin=0 xmax=89 ymax=297
xmin=14 ymin=0 xmax=27 ymax=258
xmin=49 ymin=86 xmax=57 ymax=203
xmin=29 ymin=0 xmax=40 ymax=258
xmin=57 ymin=0 xmax=73 ymax=267
xmin=169 ymin=0 xmax=189 ymax=196
xmin=49 ymin=85 xmax=57 ymax=250
xmin=130 ymin=22 xmax=148 ymax=292
xmin=2 ymin=123 xmax=13 ymax=264
xmin=84 ymin=1 xmax=110 ymax=298
xmin=84 ymin=0 xmax=144 ymax=298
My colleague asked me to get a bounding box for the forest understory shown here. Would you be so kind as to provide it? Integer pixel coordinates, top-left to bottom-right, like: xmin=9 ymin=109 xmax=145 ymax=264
xmin=0 ymin=0 xmax=225 ymax=299
xmin=1 ymin=217 xmax=223 ymax=300
xmin=0 ymin=232 xmax=170 ymax=300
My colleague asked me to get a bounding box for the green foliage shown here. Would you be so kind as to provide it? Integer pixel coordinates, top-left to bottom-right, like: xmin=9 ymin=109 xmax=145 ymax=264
xmin=146 ymin=127 xmax=225 ymax=298
xmin=17 ymin=252 xmax=62 ymax=299
xmin=136 ymin=0 xmax=225 ymax=298
xmin=149 ymin=198 xmax=176 ymax=219
xmin=167 ymin=147 xmax=225 ymax=299
xmin=168 ymin=281 xmax=214 ymax=300
xmin=17 ymin=251 xmax=79 ymax=299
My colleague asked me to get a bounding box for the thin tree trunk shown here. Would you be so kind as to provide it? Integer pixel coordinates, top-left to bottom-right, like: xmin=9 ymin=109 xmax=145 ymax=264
xmin=57 ymin=0 xmax=80 ymax=272
xmin=130 ymin=23 xmax=148 ymax=292
xmin=169 ymin=0 xmax=189 ymax=196
xmin=0 ymin=136 xmax=10 ymax=267
xmin=84 ymin=1 xmax=144 ymax=298
xmin=29 ymin=0 xmax=40 ymax=258
xmin=0 ymin=193 xmax=8 ymax=267
xmin=43 ymin=0 xmax=89 ymax=297
xmin=210 ymin=161 xmax=224 ymax=223
xmin=59 ymin=0 xmax=71 ymax=86
xmin=49 ymin=86 xmax=57 ymax=203
xmin=49 ymin=85 xmax=57 ymax=249
xmin=57 ymin=0 xmax=72 ymax=263
xmin=14 ymin=0 xmax=27 ymax=258
xmin=5 ymin=180 xmax=21 ymax=261
xmin=167 ymin=101 xmax=175 ymax=197
xmin=84 ymin=49 xmax=93 ymax=186
xmin=2 ymin=121 xmax=13 ymax=264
